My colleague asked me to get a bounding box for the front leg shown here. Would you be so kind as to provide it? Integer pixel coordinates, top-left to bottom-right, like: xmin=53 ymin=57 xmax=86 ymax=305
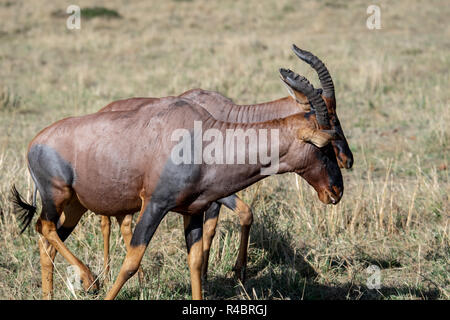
xmin=105 ymin=201 xmax=168 ymax=300
xmin=218 ymin=195 xmax=253 ymax=282
xmin=184 ymin=214 xmax=204 ymax=300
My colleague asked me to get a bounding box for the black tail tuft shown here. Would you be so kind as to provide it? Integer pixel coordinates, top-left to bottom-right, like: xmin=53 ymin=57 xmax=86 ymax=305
xmin=11 ymin=184 xmax=37 ymax=234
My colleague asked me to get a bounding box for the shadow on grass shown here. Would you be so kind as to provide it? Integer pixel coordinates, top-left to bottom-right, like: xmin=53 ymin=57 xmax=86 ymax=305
xmin=201 ymin=212 xmax=441 ymax=300
xmin=112 ymin=209 xmax=441 ymax=300
xmin=203 ymin=275 xmax=441 ymax=300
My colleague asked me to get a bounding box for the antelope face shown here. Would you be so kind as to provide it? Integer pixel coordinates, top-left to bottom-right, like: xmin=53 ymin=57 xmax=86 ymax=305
xmin=292 ymin=128 xmax=344 ymax=205
xmin=279 ymin=67 xmax=344 ymax=205
xmin=298 ymin=143 xmax=344 ymax=205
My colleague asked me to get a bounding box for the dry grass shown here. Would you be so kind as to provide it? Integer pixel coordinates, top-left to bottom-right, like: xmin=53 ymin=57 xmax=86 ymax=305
xmin=0 ymin=0 xmax=448 ymax=299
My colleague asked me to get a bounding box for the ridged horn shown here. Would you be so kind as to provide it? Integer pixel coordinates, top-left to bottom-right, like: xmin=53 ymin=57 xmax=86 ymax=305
xmin=292 ymin=44 xmax=335 ymax=99
xmin=279 ymin=68 xmax=330 ymax=128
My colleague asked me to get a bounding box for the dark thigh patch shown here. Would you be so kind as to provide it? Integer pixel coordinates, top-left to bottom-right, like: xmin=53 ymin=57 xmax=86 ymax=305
xmin=28 ymin=144 xmax=75 ymax=189
xmin=28 ymin=144 xmax=76 ymax=221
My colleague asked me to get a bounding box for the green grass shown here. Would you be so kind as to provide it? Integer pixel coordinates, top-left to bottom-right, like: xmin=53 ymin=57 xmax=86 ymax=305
xmin=0 ymin=0 xmax=448 ymax=300
xmin=81 ymin=7 xmax=122 ymax=20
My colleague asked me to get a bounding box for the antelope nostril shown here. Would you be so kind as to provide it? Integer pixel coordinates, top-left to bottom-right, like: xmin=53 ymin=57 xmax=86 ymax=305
xmin=346 ymin=158 xmax=353 ymax=169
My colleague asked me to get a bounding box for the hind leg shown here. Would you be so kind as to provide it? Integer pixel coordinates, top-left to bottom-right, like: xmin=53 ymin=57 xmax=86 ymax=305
xmin=36 ymin=182 xmax=97 ymax=294
xmin=100 ymin=216 xmax=111 ymax=283
xmin=38 ymin=237 xmax=56 ymax=300
xmin=37 ymin=221 xmax=97 ymax=294
xmin=102 ymin=214 xmax=144 ymax=285
xmin=218 ymin=195 xmax=253 ymax=282
xmin=37 ymin=194 xmax=89 ymax=299
xmin=28 ymin=144 xmax=97 ymax=296
xmin=116 ymin=214 xmax=144 ymax=285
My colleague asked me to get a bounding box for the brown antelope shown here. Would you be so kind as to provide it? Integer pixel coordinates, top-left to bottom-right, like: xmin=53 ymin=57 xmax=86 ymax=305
xmin=12 ymin=68 xmax=343 ymax=300
xmin=97 ymin=45 xmax=353 ymax=282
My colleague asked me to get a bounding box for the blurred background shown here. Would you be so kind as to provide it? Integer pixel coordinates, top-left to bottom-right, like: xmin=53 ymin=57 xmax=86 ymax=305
xmin=0 ymin=0 xmax=448 ymax=299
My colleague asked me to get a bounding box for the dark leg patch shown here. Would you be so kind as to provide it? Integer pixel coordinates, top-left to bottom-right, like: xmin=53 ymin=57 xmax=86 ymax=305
xmin=217 ymin=195 xmax=238 ymax=211
xmin=57 ymin=226 xmax=75 ymax=242
xmin=184 ymin=214 xmax=203 ymax=254
xmin=204 ymin=202 xmax=221 ymax=223
xmin=130 ymin=202 xmax=168 ymax=247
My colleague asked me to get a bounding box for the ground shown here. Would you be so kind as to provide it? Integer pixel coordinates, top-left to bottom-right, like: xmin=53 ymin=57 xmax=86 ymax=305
xmin=0 ymin=0 xmax=448 ymax=299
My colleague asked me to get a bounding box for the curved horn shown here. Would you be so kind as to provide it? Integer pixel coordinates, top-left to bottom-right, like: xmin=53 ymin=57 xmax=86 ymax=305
xmin=292 ymin=44 xmax=335 ymax=99
xmin=279 ymin=68 xmax=330 ymax=128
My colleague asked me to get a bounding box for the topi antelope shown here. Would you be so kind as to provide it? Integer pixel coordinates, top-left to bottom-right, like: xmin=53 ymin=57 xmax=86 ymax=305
xmin=11 ymin=68 xmax=343 ymax=300
xmin=97 ymin=45 xmax=353 ymax=282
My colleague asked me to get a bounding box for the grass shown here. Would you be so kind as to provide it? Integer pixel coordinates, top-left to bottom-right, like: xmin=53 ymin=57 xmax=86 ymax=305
xmin=0 ymin=0 xmax=448 ymax=300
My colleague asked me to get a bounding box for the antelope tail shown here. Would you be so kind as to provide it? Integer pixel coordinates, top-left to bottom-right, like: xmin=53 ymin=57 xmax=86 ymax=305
xmin=11 ymin=184 xmax=37 ymax=234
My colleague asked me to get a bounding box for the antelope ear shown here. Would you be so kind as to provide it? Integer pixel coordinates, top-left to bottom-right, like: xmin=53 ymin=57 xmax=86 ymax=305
xmin=298 ymin=128 xmax=336 ymax=147
xmin=280 ymin=80 xmax=311 ymax=112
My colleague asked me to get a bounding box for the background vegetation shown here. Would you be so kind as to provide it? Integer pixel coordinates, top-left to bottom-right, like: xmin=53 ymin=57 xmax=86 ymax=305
xmin=0 ymin=0 xmax=448 ymax=299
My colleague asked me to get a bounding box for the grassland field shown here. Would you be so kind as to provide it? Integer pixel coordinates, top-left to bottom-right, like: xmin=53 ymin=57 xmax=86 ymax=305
xmin=0 ymin=0 xmax=448 ymax=300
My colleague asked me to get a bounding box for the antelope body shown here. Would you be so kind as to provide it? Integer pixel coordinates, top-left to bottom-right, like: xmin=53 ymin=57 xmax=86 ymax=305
xmin=12 ymin=51 xmax=346 ymax=300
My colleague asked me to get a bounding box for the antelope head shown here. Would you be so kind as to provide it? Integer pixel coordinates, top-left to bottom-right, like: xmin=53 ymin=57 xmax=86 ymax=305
xmin=280 ymin=68 xmax=343 ymax=205
xmin=285 ymin=45 xmax=354 ymax=169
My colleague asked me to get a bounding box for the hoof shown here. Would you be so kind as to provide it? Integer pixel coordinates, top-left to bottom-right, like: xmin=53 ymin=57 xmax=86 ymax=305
xmin=82 ymin=272 xmax=100 ymax=294
xmin=86 ymin=280 xmax=100 ymax=295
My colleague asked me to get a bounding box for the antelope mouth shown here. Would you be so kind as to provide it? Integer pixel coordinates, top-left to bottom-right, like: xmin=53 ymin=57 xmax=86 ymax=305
xmin=318 ymin=188 xmax=343 ymax=205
